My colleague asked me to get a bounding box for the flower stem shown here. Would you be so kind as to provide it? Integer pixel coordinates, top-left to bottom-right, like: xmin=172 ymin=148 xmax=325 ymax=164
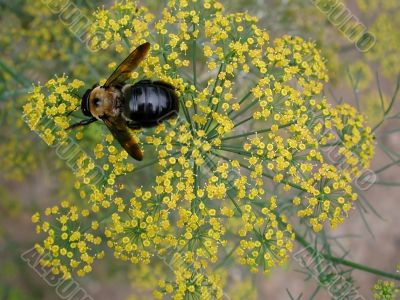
xmin=230 ymin=98 xmax=257 ymax=121
xmin=219 ymin=122 xmax=295 ymax=141
xmin=210 ymin=150 xmax=306 ymax=192
xmin=192 ymin=24 xmax=197 ymax=89
xmin=372 ymin=74 xmax=400 ymax=133
xmin=227 ymin=91 xmax=252 ymax=116
xmin=294 ymin=232 xmax=400 ymax=281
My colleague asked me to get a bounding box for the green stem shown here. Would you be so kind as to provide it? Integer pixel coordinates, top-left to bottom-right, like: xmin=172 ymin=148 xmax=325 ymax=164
xmin=206 ymin=90 xmax=253 ymax=138
xmin=210 ymin=150 xmax=305 ymax=191
xmin=128 ymin=151 xmax=180 ymax=173
xmin=219 ymin=122 xmax=295 ymax=141
xmin=205 ymin=97 xmax=258 ymax=139
xmin=201 ymin=63 xmax=224 ymax=131
xmin=227 ymin=91 xmax=253 ymax=116
xmin=192 ymin=24 xmax=197 ymax=89
xmin=180 ymin=95 xmax=196 ymax=137
xmin=373 ymin=74 xmax=400 ymax=133
xmin=230 ymin=98 xmax=257 ymax=121
xmin=204 ymin=152 xmax=242 ymax=214
xmin=214 ymin=241 xmax=240 ymax=270
xmin=373 ymin=159 xmax=400 ymax=174
xmin=233 ymin=116 xmax=253 ymax=128
xmin=294 ymin=232 xmax=400 ymax=281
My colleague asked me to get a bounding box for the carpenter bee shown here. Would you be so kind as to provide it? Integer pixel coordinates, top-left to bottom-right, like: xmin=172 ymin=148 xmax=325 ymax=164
xmin=67 ymin=42 xmax=179 ymax=161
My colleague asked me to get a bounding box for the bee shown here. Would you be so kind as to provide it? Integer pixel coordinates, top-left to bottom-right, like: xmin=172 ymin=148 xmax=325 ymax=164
xmin=67 ymin=42 xmax=179 ymax=161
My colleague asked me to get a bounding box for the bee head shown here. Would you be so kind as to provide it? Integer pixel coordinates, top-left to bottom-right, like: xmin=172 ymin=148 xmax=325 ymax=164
xmin=81 ymin=84 xmax=99 ymax=117
xmin=83 ymin=84 xmax=121 ymax=120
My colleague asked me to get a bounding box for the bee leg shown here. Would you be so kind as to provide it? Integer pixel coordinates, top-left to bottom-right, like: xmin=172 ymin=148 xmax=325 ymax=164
xmin=127 ymin=122 xmax=141 ymax=130
xmin=66 ymin=117 xmax=97 ymax=130
xmin=67 ymin=105 xmax=80 ymax=116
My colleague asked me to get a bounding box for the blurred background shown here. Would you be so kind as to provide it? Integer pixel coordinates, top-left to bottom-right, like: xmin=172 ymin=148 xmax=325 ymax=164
xmin=0 ymin=0 xmax=399 ymax=299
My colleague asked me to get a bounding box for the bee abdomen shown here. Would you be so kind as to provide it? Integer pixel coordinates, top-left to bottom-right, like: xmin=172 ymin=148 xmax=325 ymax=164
xmin=123 ymin=80 xmax=179 ymax=128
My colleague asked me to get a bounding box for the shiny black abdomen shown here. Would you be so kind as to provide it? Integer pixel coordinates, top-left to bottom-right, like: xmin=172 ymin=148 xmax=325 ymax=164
xmin=123 ymin=80 xmax=179 ymax=128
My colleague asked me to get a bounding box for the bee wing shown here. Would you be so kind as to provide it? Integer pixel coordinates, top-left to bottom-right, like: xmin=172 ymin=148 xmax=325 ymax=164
xmin=104 ymin=42 xmax=150 ymax=87
xmin=103 ymin=119 xmax=143 ymax=161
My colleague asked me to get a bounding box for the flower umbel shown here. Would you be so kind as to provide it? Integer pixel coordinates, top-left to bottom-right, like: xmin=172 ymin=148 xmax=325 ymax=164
xmin=373 ymin=280 xmax=399 ymax=300
xmin=23 ymin=0 xmax=376 ymax=298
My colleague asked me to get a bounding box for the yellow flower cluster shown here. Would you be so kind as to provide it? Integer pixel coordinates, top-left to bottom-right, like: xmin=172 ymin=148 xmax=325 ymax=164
xmin=23 ymin=0 xmax=376 ymax=297
xmin=89 ymin=2 xmax=154 ymax=52
xmin=373 ymin=280 xmax=399 ymax=300
xmin=128 ymin=264 xmax=257 ymax=300
xmin=155 ymin=264 xmax=224 ymax=299
xmin=31 ymin=201 xmax=104 ymax=279
xmin=23 ymin=77 xmax=84 ymax=143
xmin=235 ymin=200 xmax=294 ymax=273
